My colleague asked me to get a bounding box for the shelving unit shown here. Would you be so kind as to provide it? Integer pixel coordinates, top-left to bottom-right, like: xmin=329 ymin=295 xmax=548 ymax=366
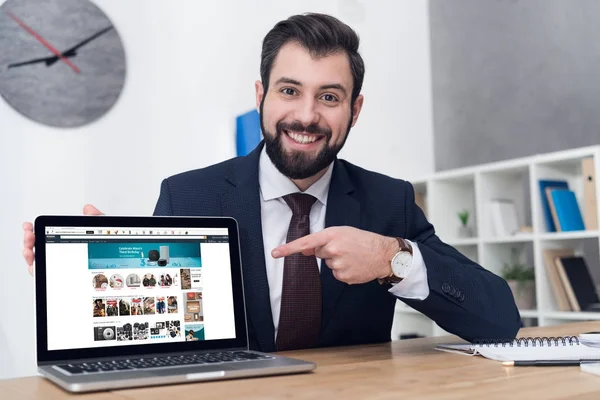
xmin=391 ymin=145 xmax=600 ymax=340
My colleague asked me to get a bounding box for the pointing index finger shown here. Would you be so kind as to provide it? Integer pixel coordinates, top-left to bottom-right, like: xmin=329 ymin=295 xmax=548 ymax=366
xmin=272 ymin=231 xmax=330 ymax=258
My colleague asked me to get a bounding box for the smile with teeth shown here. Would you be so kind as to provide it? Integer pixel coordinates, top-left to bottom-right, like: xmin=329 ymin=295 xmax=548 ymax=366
xmin=284 ymin=130 xmax=322 ymax=144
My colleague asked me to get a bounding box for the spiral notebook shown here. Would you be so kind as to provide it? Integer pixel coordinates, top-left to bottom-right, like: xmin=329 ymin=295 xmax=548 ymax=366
xmin=435 ymin=336 xmax=600 ymax=362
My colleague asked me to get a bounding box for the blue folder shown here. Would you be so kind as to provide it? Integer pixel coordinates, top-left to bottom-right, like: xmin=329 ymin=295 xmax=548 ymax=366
xmin=550 ymin=189 xmax=585 ymax=231
xmin=236 ymin=109 xmax=262 ymax=157
xmin=539 ymin=180 xmax=569 ymax=232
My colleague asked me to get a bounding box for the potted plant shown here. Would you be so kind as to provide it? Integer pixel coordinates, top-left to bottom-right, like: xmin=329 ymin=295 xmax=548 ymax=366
xmin=457 ymin=209 xmax=472 ymax=238
xmin=501 ymin=248 xmax=536 ymax=310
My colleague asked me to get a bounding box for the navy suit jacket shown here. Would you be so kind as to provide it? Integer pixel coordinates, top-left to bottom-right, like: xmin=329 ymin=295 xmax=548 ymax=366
xmin=153 ymin=143 xmax=521 ymax=352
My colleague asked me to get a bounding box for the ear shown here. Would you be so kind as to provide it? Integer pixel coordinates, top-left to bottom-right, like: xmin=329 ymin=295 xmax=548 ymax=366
xmin=255 ymin=80 xmax=264 ymax=112
xmin=350 ymin=94 xmax=364 ymax=127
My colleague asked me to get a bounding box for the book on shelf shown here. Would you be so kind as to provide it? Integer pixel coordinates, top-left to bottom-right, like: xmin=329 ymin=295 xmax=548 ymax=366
xmin=554 ymin=255 xmax=600 ymax=312
xmin=546 ymin=188 xmax=586 ymax=232
xmin=582 ymin=157 xmax=598 ymax=230
xmin=539 ymin=179 xmax=569 ymax=232
xmin=488 ymin=199 xmax=519 ymax=237
xmin=542 ymin=248 xmax=574 ymax=311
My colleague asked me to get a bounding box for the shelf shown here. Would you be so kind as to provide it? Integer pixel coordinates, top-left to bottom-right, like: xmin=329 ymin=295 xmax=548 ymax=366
xmin=541 ymin=311 xmax=600 ymax=320
xmin=539 ymin=230 xmax=599 ymax=241
xmin=535 ymin=146 xmax=598 ymax=167
xmin=519 ymin=310 xmax=538 ymax=318
xmin=445 ymin=238 xmax=479 ymax=246
xmin=393 ymin=145 xmax=600 ymax=339
xmin=477 ymin=232 xmax=599 ymax=242
xmin=482 ymin=234 xmax=534 ymax=244
xmin=394 ymin=308 xmax=600 ymax=321
xmin=433 ymin=169 xmax=477 ymax=183
xmin=393 ymin=308 xmax=600 ymax=327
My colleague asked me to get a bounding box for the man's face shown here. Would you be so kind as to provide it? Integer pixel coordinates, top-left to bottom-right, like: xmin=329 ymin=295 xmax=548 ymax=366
xmin=256 ymin=42 xmax=363 ymax=180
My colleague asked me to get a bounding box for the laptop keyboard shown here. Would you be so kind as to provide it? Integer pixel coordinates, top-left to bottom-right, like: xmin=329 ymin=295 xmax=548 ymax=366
xmin=56 ymin=351 xmax=274 ymax=375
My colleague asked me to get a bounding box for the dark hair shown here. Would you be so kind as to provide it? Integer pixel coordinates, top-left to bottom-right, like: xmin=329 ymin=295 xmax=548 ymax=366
xmin=260 ymin=13 xmax=365 ymax=104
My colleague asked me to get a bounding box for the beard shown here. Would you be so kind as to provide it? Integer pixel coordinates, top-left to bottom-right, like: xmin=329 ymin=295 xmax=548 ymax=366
xmin=260 ymin=98 xmax=353 ymax=180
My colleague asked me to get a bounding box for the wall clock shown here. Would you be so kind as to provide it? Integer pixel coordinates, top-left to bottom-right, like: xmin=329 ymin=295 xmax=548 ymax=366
xmin=0 ymin=0 xmax=126 ymax=128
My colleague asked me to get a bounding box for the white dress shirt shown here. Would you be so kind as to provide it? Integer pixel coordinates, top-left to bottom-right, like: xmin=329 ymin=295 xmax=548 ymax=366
xmin=258 ymin=147 xmax=430 ymax=338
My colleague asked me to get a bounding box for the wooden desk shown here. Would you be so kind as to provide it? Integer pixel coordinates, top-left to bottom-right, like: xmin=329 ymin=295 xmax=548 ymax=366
xmin=4 ymin=321 xmax=600 ymax=399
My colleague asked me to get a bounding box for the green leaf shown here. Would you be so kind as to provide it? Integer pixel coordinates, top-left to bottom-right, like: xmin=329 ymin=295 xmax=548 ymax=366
xmin=457 ymin=209 xmax=469 ymax=226
xmin=501 ymin=262 xmax=535 ymax=282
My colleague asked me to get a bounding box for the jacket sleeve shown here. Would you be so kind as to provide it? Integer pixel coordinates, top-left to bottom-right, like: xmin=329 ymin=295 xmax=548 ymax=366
xmin=153 ymin=179 xmax=174 ymax=216
xmin=399 ymin=182 xmax=521 ymax=342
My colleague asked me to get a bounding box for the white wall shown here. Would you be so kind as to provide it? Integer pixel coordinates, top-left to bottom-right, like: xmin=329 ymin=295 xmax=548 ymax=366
xmin=0 ymin=0 xmax=433 ymax=379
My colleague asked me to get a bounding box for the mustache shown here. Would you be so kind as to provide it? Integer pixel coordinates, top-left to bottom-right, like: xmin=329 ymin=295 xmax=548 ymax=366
xmin=276 ymin=120 xmax=332 ymax=138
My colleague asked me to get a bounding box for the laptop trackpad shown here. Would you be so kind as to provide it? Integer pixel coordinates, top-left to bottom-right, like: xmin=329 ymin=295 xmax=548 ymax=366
xmin=183 ymin=359 xmax=275 ymax=378
xmin=166 ymin=363 xmax=232 ymax=376
xmin=185 ymin=370 xmax=226 ymax=380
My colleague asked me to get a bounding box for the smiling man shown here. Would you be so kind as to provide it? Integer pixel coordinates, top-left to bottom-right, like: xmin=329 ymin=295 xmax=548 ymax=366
xmin=24 ymin=13 xmax=521 ymax=352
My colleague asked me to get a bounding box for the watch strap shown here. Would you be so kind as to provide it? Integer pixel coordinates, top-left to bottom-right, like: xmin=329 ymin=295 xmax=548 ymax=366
xmin=396 ymin=237 xmax=413 ymax=255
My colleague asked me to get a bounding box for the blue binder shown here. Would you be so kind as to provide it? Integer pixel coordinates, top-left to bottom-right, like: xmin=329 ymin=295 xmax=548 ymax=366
xmin=550 ymin=189 xmax=585 ymax=231
xmin=539 ymin=180 xmax=569 ymax=232
xmin=236 ymin=109 xmax=262 ymax=156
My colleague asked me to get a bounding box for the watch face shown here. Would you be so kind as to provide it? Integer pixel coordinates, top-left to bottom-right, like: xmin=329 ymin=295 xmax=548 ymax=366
xmin=392 ymin=251 xmax=412 ymax=276
xmin=0 ymin=0 xmax=126 ymax=127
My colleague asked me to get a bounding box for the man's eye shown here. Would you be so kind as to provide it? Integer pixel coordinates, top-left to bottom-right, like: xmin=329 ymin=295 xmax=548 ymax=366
xmin=282 ymin=88 xmax=297 ymax=96
xmin=321 ymin=94 xmax=338 ymax=102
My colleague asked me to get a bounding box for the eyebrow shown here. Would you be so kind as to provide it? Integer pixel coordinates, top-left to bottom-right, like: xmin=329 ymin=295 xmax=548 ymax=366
xmin=275 ymin=77 xmax=302 ymax=86
xmin=320 ymin=83 xmax=347 ymax=96
xmin=274 ymin=77 xmax=348 ymax=96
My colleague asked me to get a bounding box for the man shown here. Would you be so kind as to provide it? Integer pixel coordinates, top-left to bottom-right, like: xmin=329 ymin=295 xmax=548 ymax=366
xmin=23 ymin=13 xmax=521 ymax=352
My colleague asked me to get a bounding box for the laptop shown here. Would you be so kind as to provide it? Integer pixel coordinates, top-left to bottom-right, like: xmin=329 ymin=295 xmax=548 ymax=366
xmin=33 ymin=215 xmax=316 ymax=393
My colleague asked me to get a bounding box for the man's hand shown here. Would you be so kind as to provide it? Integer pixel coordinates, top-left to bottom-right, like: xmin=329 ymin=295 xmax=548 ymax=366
xmin=271 ymin=226 xmax=399 ymax=285
xmin=23 ymin=204 xmax=104 ymax=276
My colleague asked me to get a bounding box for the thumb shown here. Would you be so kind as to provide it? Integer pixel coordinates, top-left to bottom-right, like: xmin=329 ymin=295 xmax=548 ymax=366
xmin=83 ymin=204 xmax=104 ymax=215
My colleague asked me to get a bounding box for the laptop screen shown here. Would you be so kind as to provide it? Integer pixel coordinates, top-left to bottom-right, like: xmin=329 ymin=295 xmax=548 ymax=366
xmin=44 ymin=226 xmax=237 ymax=351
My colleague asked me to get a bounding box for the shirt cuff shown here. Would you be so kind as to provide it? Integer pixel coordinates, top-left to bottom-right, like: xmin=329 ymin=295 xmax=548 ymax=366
xmin=387 ymin=240 xmax=430 ymax=300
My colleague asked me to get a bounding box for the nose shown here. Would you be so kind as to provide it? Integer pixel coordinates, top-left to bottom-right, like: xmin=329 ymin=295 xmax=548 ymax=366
xmin=294 ymin=96 xmax=320 ymax=127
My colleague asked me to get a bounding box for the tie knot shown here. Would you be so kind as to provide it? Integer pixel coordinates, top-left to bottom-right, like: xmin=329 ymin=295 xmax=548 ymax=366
xmin=283 ymin=193 xmax=317 ymax=216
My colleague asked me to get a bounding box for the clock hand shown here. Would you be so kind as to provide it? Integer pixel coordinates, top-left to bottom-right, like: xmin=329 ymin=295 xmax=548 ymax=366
xmin=59 ymin=26 xmax=114 ymax=56
xmin=5 ymin=26 xmax=113 ymax=71
xmin=7 ymin=53 xmax=76 ymax=69
xmin=5 ymin=10 xmax=81 ymax=74
xmin=46 ymin=49 xmax=77 ymax=66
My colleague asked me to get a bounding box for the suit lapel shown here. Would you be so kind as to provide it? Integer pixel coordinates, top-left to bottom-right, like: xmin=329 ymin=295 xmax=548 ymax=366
xmin=221 ymin=143 xmax=275 ymax=352
xmin=320 ymin=160 xmax=361 ymax=336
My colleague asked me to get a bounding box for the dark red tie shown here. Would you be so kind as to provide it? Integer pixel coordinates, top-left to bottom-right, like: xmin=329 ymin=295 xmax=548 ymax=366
xmin=276 ymin=193 xmax=322 ymax=351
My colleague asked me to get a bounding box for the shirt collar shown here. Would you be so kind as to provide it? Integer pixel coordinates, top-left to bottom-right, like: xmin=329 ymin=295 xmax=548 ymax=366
xmin=258 ymin=146 xmax=333 ymax=206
